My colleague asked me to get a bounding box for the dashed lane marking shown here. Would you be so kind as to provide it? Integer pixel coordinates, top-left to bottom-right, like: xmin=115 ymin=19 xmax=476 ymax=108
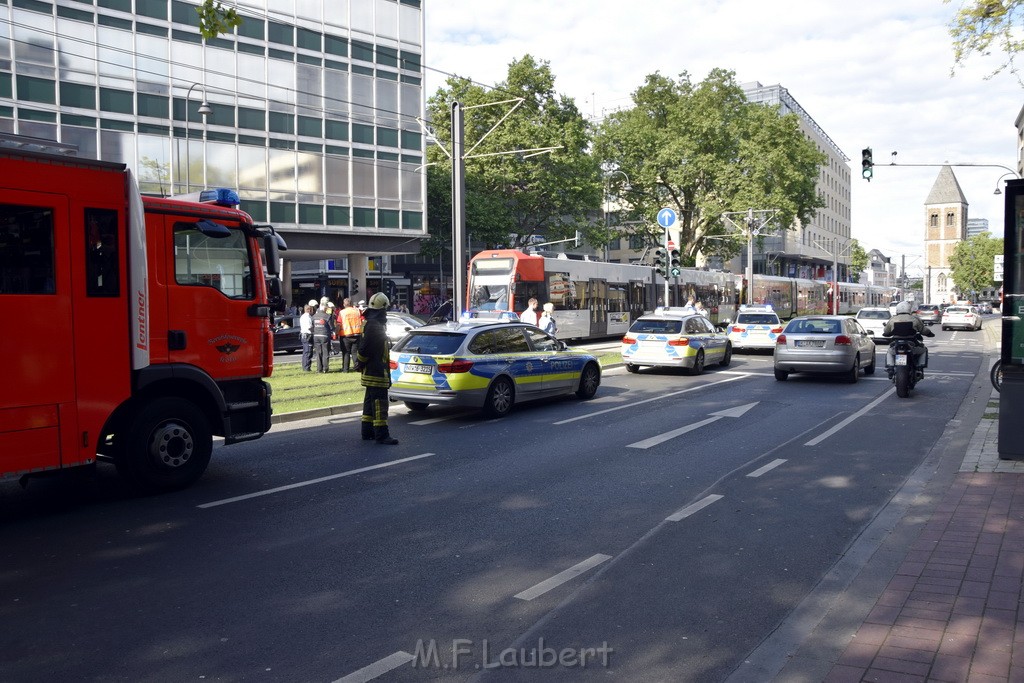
xmin=514 ymin=554 xmax=612 ymax=601
xmin=198 ymin=453 xmax=435 ymax=508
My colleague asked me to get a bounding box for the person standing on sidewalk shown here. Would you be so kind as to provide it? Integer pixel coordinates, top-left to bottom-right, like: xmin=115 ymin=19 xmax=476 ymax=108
xmin=338 ymin=298 xmax=363 ymax=373
xmin=355 ymin=292 xmax=398 ymax=444
xmin=299 ymin=300 xmax=316 ymax=372
xmin=311 ymin=303 xmax=332 ymax=373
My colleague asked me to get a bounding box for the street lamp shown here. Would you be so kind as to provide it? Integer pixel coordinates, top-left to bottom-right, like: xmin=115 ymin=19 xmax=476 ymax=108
xmin=601 ymin=162 xmax=630 ymax=262
xmin=993 ymin=171 xmax=1018 ymax=195
xmin=184 ymin=82 xmax=212 ymax=193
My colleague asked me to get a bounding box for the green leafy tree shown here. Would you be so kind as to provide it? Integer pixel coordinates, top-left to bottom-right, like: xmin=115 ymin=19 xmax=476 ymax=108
xmin=849 ymin=239 xmax=869 ymax=283
xmin=950 ymin=232 xmax=1004 ymax=296
xmin=425 ymin=55 xmax=600 ymax=250
xmin=591 ymin=69 xmax=825 ymax=266
xmin=197 ymin=0 xmax=241 ymax=40
xmin=948 ymin=0 xmax=1024 ymax=84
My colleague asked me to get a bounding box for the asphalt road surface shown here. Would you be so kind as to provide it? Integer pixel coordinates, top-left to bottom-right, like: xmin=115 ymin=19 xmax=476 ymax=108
xmin=0 ymin=325 xmax=990 ymax=682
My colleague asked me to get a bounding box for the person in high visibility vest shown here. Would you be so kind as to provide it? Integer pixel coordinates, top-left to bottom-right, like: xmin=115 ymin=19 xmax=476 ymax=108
xmin=338 ymin=298 xmax=363 ymax=373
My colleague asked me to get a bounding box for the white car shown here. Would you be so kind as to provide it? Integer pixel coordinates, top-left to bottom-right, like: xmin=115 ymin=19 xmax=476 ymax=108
xmin=727 ymin=305 xmax=784 ymax=351
xmin=941 ymin=305 xmax=982 ymax=331
xmin=854 ymin=307 xmax=891 ymax=338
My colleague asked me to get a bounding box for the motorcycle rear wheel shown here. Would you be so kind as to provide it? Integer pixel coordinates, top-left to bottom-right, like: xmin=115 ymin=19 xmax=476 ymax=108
xmin=895 ymin=365 xmax=911 ymax=398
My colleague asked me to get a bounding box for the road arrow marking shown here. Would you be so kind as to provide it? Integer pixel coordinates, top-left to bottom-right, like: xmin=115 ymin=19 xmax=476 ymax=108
xmin=627 ymin=402 xmax=759 ymax=449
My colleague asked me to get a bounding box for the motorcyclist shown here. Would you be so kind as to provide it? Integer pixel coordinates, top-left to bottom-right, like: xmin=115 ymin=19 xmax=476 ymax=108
xmin=882 ymin=300 xmax=934 ymax=369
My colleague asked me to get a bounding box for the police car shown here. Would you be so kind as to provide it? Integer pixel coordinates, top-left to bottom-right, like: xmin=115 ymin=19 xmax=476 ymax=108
xmin=620 ymin=308 xmax=732 ymax=374
xmin=389 ymin=320 xmax=601 ymax=417
xmin=727 ymin=305 xmax=784 ymax=351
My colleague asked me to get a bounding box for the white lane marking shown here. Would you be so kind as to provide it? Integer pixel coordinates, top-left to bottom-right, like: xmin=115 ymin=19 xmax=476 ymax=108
xmin=627 ymin=402 xmax=758 ymax=449
xmin=333 ymin=651 xmax=415 ymax=683
xmin=514 ymin=554 xmax=612 ymax=601
xmin=197 ymin=453 xmax=435 ymax=509
xmin=408 ymin=412 xmax=475 ymax=425
xmin=666 ymin=494 xmax=724 ymax=522
xmin=748 ymin=459 xmax=787 ymax=478
xmin=553 ymin=374 xmax=751 ymax=425
xmin=804 ymin=388 xmax=895 ymax=446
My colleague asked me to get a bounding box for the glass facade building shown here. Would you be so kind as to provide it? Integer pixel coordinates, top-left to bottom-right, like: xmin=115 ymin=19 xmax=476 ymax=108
xmin=0 ymin=0 xmax=427 ymax=304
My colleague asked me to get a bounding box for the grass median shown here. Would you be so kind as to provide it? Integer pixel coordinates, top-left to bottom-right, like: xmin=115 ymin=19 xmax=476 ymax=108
xmin=268 ymin=351 xmax=623 ymax=415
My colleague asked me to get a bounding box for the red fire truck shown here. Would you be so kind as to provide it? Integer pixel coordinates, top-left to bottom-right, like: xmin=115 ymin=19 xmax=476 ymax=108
xmin=0 ymin=145 xmax=285 ymax=492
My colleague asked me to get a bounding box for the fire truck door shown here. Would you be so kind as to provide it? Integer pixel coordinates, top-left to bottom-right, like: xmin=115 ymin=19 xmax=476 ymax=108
xmin=0 ymin=191 xmax=74 ymax=474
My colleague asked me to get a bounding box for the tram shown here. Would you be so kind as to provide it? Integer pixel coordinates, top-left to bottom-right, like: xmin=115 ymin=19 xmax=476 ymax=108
xmin=464 ymin=249 xmax=896 ymax=341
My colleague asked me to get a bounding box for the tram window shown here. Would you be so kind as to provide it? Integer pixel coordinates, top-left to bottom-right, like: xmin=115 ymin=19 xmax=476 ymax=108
xmin=547 ymin=272 xmax=573 ymax=308
xmin=608 ymin=285 xmax=626 ymax=313
xmin=572 ymin=278 xmax=588 ymax=310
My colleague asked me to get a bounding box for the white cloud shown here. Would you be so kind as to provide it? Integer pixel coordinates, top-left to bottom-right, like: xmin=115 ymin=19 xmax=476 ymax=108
xmin=424 ymin=0 xmax=1021 ymax=273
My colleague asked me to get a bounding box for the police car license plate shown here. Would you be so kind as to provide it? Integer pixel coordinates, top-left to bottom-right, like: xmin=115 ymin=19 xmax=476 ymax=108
xmin=895 ymin=355 xmax=908 ymax=366
xmin=404 ymin=363 xmax=432 ymax=374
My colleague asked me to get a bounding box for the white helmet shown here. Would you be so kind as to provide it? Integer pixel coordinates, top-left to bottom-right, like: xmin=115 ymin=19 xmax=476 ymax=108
xmin=307 ymin=299 xmax=318 ymax=307
xmin=369 ymin=292 xmax=390 ymax=309
xmin=895 ymin=301 xmax=913 ymax=315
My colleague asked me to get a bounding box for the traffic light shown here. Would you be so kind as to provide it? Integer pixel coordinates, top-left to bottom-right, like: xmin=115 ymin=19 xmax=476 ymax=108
xmin=653 ymin=247 xmax=666 ymax=276
xmin=669 ymin=249 xmax=681 ymax=277
xmin=861 ymin=147 xmax=873 ymax=181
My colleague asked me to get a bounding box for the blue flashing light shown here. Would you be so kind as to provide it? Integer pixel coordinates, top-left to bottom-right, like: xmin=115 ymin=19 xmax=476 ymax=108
xmin=198 ymin=188 xmax=240 ymax=207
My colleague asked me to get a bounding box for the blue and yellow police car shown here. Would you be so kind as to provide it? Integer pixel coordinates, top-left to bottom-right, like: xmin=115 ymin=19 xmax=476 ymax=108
xmin=389 ymin=319 xmax=601 ymax=417
xmin=621 ymin=309 xmax=732 ymax=374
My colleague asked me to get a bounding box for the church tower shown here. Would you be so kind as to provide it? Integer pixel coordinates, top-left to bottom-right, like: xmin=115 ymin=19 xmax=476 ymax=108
xmin=923 ymin=166 xmax=969 ymax=305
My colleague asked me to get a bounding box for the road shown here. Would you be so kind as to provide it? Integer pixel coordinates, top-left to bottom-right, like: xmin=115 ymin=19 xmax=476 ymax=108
xmin=0 ymin=324 xmax=991 ymax=682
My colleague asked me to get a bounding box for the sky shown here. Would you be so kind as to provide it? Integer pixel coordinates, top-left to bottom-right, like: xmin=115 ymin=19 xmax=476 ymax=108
xmin=423 ymin=0 xmax=1023 ymax=277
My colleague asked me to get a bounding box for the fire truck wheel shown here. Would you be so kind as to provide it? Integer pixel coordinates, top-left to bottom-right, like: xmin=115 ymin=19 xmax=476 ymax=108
xmin=117 ymin=398 xmax=213 ymax=492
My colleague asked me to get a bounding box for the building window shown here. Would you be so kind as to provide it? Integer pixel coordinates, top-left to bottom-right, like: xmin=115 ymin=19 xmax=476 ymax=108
xmin=946 ymin=212 xmax=955 ymax=226
xmin=930 ymin=213 xmax=938 ymax=227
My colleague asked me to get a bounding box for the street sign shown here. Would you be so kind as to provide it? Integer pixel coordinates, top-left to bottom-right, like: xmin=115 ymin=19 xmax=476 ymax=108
xmin=667 ymin=240 xmax=676 ymax=249
xmin=995 ymin=254 xmax=1004 ymax=282
xmin=657 ymin=207 xmax=677 ymax=228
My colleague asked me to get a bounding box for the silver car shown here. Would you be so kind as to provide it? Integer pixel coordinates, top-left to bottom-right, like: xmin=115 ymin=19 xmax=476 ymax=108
xmin=773 ymin=315 xmax=876 ymax=382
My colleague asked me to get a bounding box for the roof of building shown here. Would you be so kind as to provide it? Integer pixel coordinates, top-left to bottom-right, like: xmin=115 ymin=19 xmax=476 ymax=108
xmin=924 ymin=165 xmax=969 ymax=206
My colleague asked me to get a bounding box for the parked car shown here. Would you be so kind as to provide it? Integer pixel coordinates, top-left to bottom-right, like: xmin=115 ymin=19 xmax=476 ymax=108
xmin=726 ymin=305 xmax=784 ymax=351
xmin=976 ymin=301 xmax=993 ymax=315
xmin=621 ymin=310 xmax=732 ymax=375
xmin=386 ymin=311 xmax=425 ymax=343
xmin=389 ymin=320 xmax=601 ymax=417
xmin=941 ymin=305 xmax=982 ymax=331
xmin=854 ymin=307 xmax=891 ymax=337
xmin=913 ymin=304 xmax=942 ymax=325
xmin=272 ymin=315 xmax=302 ymax=354
xmin=773 ymin=315 xmax=876 ymax=382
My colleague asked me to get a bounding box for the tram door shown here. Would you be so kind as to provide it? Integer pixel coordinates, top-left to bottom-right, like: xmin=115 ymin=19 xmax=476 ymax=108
xmin=590 ymin=278 xmax=607 ymax=337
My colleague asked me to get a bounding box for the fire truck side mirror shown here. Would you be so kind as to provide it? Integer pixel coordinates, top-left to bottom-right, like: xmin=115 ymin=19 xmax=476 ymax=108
xmin=263 ymin=234 xmax=281 ymax=276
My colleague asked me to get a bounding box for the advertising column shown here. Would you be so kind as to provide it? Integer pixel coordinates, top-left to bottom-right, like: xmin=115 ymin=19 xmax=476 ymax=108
xmin=999 ymin=179 xmax=1024 ymax=458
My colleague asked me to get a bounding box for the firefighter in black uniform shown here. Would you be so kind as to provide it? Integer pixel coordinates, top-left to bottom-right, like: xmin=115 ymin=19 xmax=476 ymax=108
xmin=355 ymin=292 xmax=398 ymax=444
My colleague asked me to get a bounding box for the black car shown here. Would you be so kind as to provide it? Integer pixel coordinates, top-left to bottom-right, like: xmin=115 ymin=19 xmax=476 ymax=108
xmin=272 ymin=315 xmax=302 ymax=353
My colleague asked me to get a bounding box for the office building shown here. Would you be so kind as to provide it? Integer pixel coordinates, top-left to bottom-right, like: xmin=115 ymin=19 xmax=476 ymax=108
xmin=0 ymin=0 xmax=427 ymax=308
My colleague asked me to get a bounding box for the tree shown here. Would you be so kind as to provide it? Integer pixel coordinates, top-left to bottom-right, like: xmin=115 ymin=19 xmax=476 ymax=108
xmin=197 ymin=0 xmax=241 ymax=40
xmin=950 ymin=232 xmax=1004 ymax=296
xmin=948 ymin=0 xmax=1024 ymax=85
xmin=848 ymin=239 xmax=869 ymax=283
xmin=425 ymin=55 xmax=599 ymax=250
xmin=591 ymin=69 xmax=825 ymax=266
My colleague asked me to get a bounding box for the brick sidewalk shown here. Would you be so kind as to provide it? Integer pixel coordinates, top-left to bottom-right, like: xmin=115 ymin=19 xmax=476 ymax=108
xmin=826 ymin=460 xmax=1024 ymax=682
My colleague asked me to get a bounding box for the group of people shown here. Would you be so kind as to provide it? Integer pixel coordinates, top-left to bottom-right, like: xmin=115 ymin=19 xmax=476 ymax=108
xmin=299 ymin=297 xmax=366 ymax=374
xmin=298 ymin=293 xmax=399 ymax=445
xmin=519 ymin=298 xmax=558 ymax=334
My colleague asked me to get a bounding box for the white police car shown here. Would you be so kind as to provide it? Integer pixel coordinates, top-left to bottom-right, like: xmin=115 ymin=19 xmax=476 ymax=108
xmin=727 ymin=305 xmax=784 ymax=351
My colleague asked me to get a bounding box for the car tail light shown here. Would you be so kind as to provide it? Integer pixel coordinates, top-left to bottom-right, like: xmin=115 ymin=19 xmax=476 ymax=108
xmin=776 ymin=334 xmax=787 ymax=344
xmin=835 ymin=335 xmax=852 ymax=346
xmin=731 ymin=326 xmax=744 ymax=333
xmin=438 ymin=359 xmax=474 ymax=373
xmin=667 ymin=337 xmax=690 ymax=346
xmin=771 ymin=326 xmax=783 ymax=334
xmin=622 ymin=336 xmax=636 ymax=344
xmin=389 ymin=359 xmax=398 ymax=370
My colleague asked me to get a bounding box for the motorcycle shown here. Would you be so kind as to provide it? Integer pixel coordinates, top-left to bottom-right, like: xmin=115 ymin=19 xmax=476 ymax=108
xmin=885 ymin=335 xmax=925 ymax=398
